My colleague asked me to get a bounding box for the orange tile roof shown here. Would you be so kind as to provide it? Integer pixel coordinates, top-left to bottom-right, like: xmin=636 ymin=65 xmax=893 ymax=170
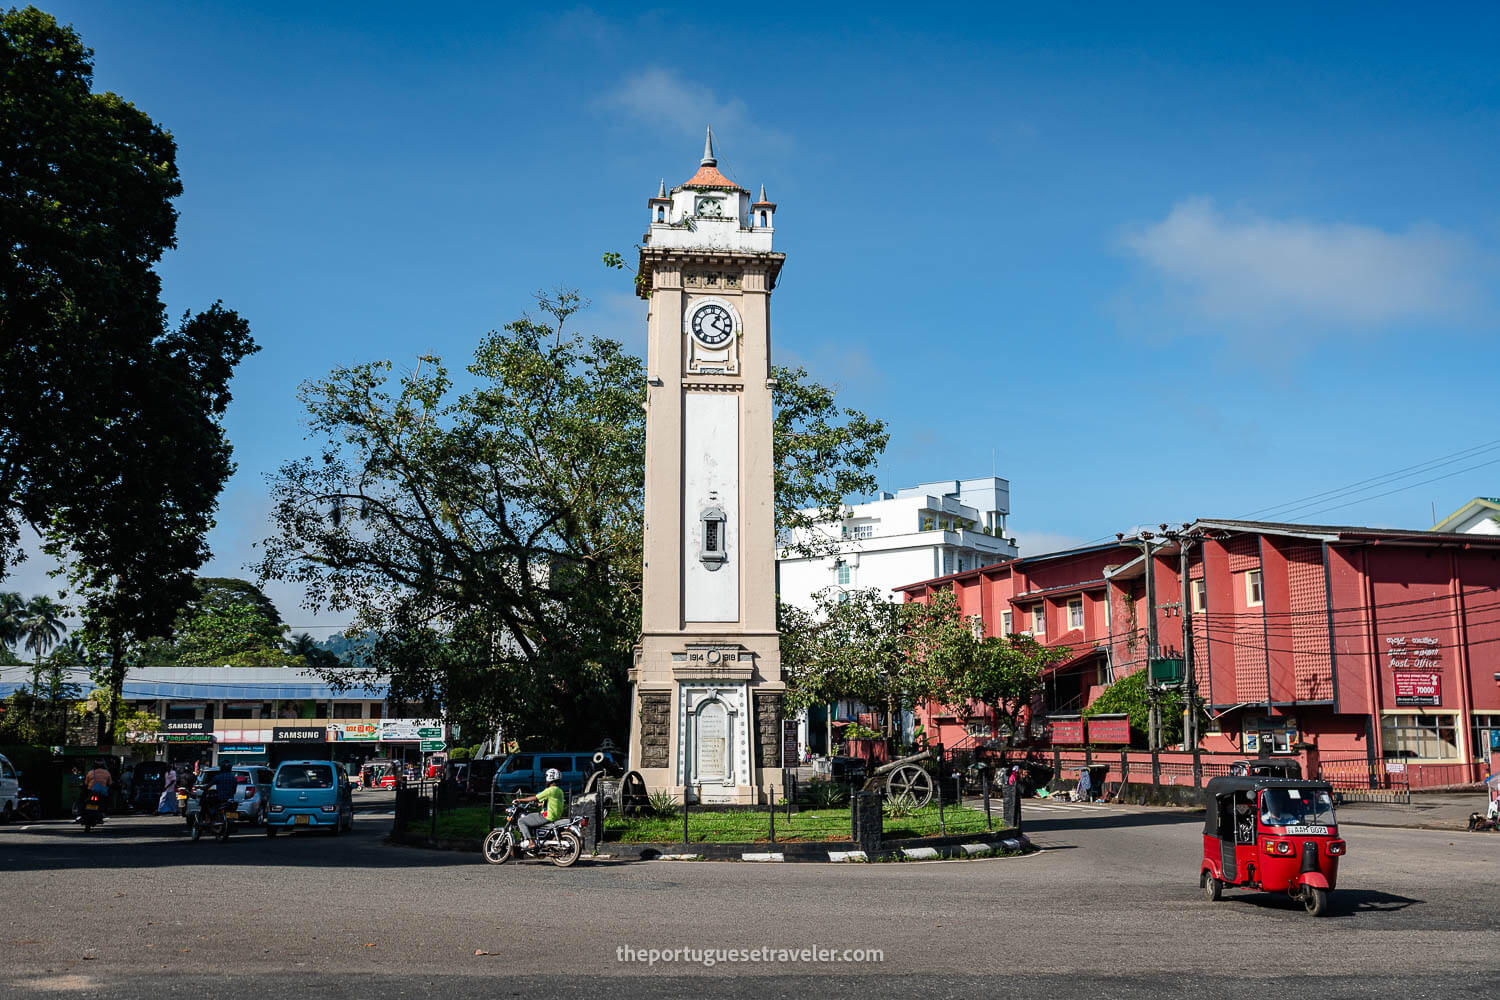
xmin=677 ymin=163 xmax=746 ymax=192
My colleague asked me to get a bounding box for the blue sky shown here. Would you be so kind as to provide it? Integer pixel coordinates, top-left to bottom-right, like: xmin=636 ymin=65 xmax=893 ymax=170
xmin=12 ymin=2 xmax=1500 ymax=629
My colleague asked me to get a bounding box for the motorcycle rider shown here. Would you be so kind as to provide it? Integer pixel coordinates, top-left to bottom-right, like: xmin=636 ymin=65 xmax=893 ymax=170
xmin=514 ymin=768 xmax=565 ymax=851
xmin=201 ymin=762 xmax=239 ymax=825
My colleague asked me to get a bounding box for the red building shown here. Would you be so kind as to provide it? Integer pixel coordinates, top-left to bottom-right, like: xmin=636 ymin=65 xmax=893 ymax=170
xmin=897 ymin=519 xmax=1500 ymax=788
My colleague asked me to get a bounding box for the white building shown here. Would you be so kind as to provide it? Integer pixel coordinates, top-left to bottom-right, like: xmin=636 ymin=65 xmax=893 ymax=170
xmin=777 ymin=477 xmax=1018 ymax=612
xmin=1431 ymin=497 xmax=1500 ymax=535
xmin=776 ymin=477 xmax=1018 ymax=757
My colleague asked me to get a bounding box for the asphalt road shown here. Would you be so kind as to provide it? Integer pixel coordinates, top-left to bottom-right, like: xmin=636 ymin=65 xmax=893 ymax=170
xmin=2 ymin=796 xmax=1497 ymax=999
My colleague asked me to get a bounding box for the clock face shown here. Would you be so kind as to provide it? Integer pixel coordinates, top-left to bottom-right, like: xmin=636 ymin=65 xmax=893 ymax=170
xmin=690 ymin=303 xmax=734 ymax=348
xmin=697 ymin=197 xmax=722 ymax=217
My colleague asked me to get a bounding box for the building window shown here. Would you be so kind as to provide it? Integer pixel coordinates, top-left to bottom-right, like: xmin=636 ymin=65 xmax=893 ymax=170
xmin=1471 ymin=714 xmax=1500 ymax=760
xmin=1032 ymin=605 xmax=1045 ymax=635
xmin=1001 ymin=611 xmax=1013 ymax=634
xmin=1245 ymin=569 xmax=1264 ymax=606
xmin=1381 ymin=714 xmax=1459 ymax=760
xmin=1068 ymin=598 xmax=1084 ymax=631
xmin=836 ymin=561 xmax=851 ymax=586
xmin=331 ymin=702 xmax=363 ymax=719
xmin=957 ymin=558 xmax=966 ymax=573
xmin=222 ymin=705 xmax=256 ymax=720
xmin=942 ymin=551 xmax=955 ymax=575
xmin=1191 ymin=579 xmax=1207 ymax=613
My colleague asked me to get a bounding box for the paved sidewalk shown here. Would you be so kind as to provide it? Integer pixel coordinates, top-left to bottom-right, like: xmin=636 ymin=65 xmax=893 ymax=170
xmin=1336 ymin=793 xmax=1493 ymax=832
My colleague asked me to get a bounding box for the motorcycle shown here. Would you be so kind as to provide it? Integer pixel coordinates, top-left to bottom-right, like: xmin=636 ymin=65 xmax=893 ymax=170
xmin=79 ymin=790 xmax=106 ymax=832
xmin=190 ymin=790 xmax=235 ymax=843
xmin=482 ymin=800 xmax=586 ymax=867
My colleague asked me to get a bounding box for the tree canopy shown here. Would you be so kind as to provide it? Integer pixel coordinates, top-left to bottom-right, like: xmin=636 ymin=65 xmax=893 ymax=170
xmin=258 ymin=290 xmax=887 ymax=746
xmin=2 ymin=8 xmax=257 ymax=740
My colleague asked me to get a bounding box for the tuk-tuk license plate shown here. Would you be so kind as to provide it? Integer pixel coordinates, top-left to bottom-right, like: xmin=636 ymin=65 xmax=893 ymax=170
xmin=1285 ymin=825 xmax=1330 ymax=835
xmin=294 ymin=815 xmax=310 ymax=825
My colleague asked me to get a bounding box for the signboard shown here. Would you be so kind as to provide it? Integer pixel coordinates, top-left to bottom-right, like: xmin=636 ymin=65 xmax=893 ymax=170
xmin=220 ymin=744 xmax=266 ymax=755
xmin=1492 ymin=730 xmax=1500 ymax=752
xmin=1087 ymin=716 xmax=1130 ymax=744
xmin=330 ymin=722 xmax=380 ymax=742
xmin=1051 ymin=718 xmax=1084 ymax=744
xmin=273 ymin=727 xmax=326 ymax=744
xmin=1385 ymin=760 xmax=1407 ymax=774
xmin=419 ymin=739 xmax=446 ymax=753
xmin=379 ymin=718 xmax=443 ymax=742
xmin=416 ymin=726 xmax=443 ymax=740
xmin=1393 ymin=671 xmax=1440 ymax=707
xmin=160 ymin=733 xmax=213 ymax=743
xmin=162 ymin=719 xmax=210 ymax=733
xmin=782 ymin=720 xmax=799 ymax=767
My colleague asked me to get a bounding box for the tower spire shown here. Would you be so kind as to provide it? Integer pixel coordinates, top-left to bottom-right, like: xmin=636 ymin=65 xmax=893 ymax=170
xmin=701 ymin=125 xmax=716 ymax=166
xmin=759 ymin=183 xmax=767 ymax=202
xmin=658 ymin=178 xmax=667 ymax=198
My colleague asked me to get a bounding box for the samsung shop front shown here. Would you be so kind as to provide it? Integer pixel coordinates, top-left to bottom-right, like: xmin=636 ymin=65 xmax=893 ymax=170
xmin=269 ymin=726 xmax=332 ymax=765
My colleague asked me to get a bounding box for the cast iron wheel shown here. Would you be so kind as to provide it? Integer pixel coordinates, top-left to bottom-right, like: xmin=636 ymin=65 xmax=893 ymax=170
xmin=551 ymin=830 xmax=583 ymax=868
xmin=1202 ymin=871 xmax=1222 ymax=901
xmin=620 ymin=771 xmax=649 ymax=817
xmin=885 ymin=765 xmax=935 ymax=809
xmin=482 ymin=828 xmax=513 ymax=865
xmin=1302 ymin=886 xmax=1329 ymax=917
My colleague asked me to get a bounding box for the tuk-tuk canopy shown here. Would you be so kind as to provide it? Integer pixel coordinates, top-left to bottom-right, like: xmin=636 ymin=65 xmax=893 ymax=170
xmin=1202 ymin=776 xmax=1336 ymax=837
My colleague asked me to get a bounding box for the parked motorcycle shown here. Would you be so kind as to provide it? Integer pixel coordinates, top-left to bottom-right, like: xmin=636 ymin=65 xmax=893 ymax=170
xmin=190 ymin=790 xmax=235 ymax=843
xmin=78 ymin=790 xmax=106 ymax=832
xmin=481 ymin=800 xmax=586 ymax=867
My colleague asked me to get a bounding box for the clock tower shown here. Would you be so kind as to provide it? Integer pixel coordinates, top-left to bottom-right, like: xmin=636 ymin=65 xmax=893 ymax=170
xmin=628 ymin=128 xmax=785 ymax=803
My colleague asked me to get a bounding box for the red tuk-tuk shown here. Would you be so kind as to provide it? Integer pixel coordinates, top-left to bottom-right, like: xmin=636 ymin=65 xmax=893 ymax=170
xmin=1201 ymin=775 xmax=1347 ymax=916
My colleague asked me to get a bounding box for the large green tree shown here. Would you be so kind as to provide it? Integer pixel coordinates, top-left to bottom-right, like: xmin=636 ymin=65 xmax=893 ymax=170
xmin=258 ymin=291 xmax=887 ymax=746
xmin=953 ymin=632 xmax=1073 ymax=743
xmin=2 ymin=8 xmax=257 ymax=740
xmin=142 ymin=578 xmax=296 ymax=668
xmin=779 ymin=589 xmax=974 ymax=738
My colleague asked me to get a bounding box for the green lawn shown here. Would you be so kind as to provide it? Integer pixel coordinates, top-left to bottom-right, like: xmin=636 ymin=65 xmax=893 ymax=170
xmin=423 ymin=801 xmax=1005 ymax=845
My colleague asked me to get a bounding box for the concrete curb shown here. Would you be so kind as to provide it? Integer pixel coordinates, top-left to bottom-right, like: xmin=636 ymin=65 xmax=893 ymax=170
xmin=388 ymin=827 xmax=1035 ymax=863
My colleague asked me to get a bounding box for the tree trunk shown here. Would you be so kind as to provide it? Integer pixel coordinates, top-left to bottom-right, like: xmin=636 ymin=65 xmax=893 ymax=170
xmin=103 ymin=622 xmax=126 ymax=747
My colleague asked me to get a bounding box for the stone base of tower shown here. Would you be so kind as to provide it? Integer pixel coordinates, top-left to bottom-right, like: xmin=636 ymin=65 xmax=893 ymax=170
xmin=628 ymin=632 xmax=785 ymax=806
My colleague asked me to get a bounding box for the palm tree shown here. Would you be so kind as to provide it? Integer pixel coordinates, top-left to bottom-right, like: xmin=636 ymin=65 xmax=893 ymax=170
xmin=286 ymin=632 xmax=320 ymax=659
xmin=0 ymin=591 xmax=25 ymax=655
xmin=22 ymin=596 xmax=67 ymax=694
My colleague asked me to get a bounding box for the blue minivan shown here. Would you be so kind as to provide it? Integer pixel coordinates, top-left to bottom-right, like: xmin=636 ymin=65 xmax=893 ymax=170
xmin=492 ymin=750 xmax=622 ymax=796
xmin=266 ymin=760 xmax=353 ymax=836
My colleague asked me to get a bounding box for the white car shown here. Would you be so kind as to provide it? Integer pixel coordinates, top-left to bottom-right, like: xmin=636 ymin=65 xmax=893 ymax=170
xmin=186 ymin=765 xmax=274 ymax=826
xmin=0 ymin=753 xmax=19 ymax=822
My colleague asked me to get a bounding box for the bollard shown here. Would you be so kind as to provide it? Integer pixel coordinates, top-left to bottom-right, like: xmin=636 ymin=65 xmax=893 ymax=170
xmin=682 ymin=792 xmax=689 ymax=846
xmin=982 ymin=769 xmax=992 ymax=831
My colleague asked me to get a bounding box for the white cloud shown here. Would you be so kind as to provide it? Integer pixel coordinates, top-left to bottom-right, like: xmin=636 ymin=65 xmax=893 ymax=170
xmin=600 ymin=68 xmax=790 ymax=157
xmin=1122 ymin=198 xmax=1483 ymax=329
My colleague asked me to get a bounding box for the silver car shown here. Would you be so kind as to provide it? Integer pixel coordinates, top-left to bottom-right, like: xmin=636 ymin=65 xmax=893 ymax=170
xmin=186 ymin=766 xmax=275 ymax=826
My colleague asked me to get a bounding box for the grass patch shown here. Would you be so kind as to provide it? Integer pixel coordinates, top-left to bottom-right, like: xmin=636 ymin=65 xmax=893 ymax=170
xmin=418 ymin=802 xmax=1005 ymax=845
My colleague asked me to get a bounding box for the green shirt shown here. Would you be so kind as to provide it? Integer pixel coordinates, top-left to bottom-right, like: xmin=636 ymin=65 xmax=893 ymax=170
xmin=537 ymin=785 xmax=565 ymax=821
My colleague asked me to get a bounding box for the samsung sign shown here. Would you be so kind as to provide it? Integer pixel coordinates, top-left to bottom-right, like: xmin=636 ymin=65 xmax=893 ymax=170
xmin=273 ymin=727 xmax=326 ymax=743
xmin=162 ymin=719 xmax=210 ymax=733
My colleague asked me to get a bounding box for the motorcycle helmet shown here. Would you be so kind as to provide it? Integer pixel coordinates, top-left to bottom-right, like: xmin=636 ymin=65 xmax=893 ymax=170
xmin=544 ymin=768 xmax=561 ymax=782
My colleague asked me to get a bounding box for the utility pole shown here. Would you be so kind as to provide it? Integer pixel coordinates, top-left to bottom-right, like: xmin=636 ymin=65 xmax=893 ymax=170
xmin=1135 ymin=531 xmax=1160 ymax=750
xmin=1175 ymin=528 xmax=1199 ymax=749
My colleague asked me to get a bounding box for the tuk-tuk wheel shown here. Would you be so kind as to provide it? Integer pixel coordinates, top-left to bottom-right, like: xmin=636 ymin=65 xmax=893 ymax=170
xmin=1202 ymin=871 xmax=1222 ymax=901
xmin=1302 ymin=886 xmax=1329 ymax=917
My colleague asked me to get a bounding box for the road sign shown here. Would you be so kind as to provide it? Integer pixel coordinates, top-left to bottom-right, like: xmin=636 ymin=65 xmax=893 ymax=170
xmin=419 ymin=740 xmax=446 ymax=753
xmin=416 ymin=726 xmax=443 ymax=740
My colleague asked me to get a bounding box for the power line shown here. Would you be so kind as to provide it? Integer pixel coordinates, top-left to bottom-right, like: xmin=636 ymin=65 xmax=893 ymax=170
xmin=1236 ymin=437 xmax=1500 ymax=522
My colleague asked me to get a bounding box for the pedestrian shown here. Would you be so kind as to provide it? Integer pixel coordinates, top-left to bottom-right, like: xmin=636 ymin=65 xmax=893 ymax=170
xmin=121 ymin=764 xmax=135 ymax=812
xmin=157 ymin=766 xmax=178 ymax=815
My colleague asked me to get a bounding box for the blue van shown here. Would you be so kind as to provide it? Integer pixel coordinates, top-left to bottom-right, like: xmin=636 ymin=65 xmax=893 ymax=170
xmin=266 ymin=760 xmax=353 ymax=836
xmin=492 ymin=751 xmax=622 ymax=796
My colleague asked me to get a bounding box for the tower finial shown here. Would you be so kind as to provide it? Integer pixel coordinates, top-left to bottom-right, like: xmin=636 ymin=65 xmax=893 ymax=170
xmin=701 ymin=125 xmax=716 ymax=166
xmin=759 ymin=183 xmax=767 ymax=202
xmin=658 ymin=178 xmax=667 ymax=198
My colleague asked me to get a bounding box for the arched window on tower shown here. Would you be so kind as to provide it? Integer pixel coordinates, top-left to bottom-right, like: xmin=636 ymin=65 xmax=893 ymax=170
xmin=657 ymin=206 xmax=665 ymax=222
xmin=759 ymin=211 xmax=767 ymax=226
